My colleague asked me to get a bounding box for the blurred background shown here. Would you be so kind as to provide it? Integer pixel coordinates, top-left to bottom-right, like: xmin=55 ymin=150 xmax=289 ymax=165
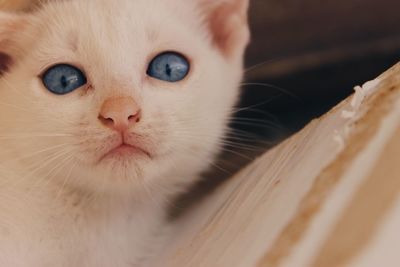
xmin=174 ymin=0 xmax=400 ymax=215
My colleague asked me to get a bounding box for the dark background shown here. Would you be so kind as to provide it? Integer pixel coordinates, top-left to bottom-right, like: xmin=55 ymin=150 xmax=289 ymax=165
xmin=240 ymin=0 xmax=400 ymax=141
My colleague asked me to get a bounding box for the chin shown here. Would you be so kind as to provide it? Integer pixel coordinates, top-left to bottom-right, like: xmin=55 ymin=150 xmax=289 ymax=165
xmin=66 ymin=154 xmax=150 ymax=197
xmin=97 ymin=147 xmax=153 ymax=174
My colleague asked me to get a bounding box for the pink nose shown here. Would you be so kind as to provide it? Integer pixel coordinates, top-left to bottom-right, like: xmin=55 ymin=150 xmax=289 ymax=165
xmin=98 ymin=97 xmax=141 ymax=132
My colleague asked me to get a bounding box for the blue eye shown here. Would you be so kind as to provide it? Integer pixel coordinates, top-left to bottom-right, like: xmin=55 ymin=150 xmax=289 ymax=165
xmin=42 ymin=64 xmax=87 ymax=95
xmin=147 ymin=52 xmax=190 ymax=82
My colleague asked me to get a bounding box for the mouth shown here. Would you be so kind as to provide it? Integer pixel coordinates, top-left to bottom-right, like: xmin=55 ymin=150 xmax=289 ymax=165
xmin=98 ymin=143 xmax=152 ymax=163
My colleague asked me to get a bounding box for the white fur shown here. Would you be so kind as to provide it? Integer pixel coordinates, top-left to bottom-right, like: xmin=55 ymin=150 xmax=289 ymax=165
xmin=0 ymin=0 xmax=249 ymax=266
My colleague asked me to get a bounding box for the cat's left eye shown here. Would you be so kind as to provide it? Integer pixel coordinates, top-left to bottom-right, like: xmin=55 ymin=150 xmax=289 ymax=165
xmin=147 ymin=52 xmax=190 ymax=83
xmin=42 ymin=64 xmax=87 ymax=95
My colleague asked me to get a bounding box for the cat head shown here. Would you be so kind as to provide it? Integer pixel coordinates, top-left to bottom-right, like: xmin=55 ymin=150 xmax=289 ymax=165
xmin=0 ymin=0 xmax=250 ymax=197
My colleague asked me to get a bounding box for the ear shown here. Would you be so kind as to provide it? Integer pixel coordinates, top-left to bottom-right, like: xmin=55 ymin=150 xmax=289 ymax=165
xmin=199 ymin=0 xmax=250 ymax=59
xmin=0 ymin=12 xmax=27 ymax=75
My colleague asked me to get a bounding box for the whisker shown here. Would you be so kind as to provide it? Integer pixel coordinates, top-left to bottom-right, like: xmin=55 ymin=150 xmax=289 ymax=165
xmin=55 ymin=157 xmax=79 ymax=201
xmin=0 ymin=142 xmax=77 ymax=165
xmin=25 ymin=149 xmax=76 ymax=195
xmin=241 ymin=82 xmax=300 ymax=100
xmin=244 ymin=57 xmax=284 ymax=74
xmin=229 ymin=119 xmax=285 ymax=130
xmin=1 ymin=146 xmax=75 ymax=189
xmin=36 ymin=153 xmax=76 ymax=193
xmin=0 ymin=133 xmax=73 ymax=140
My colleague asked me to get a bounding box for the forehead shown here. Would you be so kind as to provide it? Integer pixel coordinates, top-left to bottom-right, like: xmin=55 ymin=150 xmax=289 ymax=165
xmin=32 ymin=0 xmax=205 ymax=70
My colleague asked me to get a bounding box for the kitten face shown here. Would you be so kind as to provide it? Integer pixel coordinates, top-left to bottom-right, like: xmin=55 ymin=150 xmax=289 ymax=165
xmin=0 ymin=0 xmax=249 ymax=195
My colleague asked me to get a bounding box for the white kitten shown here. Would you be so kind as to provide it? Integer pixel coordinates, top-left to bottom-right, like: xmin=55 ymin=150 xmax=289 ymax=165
xmin=0 ymin=0 xmax=249 ymax=266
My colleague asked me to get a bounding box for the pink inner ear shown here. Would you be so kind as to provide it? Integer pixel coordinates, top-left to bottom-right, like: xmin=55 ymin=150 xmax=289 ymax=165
xmin=0 ymin=52 xmax=12 ymax=75
xmin=207 ymin=2 xmax=249 ymax=58
xmin=209 ymin=5 xmax=236 ymax=54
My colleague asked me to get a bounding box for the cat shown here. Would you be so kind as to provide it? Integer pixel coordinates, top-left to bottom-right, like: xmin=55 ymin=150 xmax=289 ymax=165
xmin=0 ymin=0 xmax=250 ymax=266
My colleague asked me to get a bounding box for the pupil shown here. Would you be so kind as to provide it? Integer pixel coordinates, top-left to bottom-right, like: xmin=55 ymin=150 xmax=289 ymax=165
xmin=61 ymin=76 xmax=68 ymax=88
xmin=166 ymin=64 xmax=172 ymax=76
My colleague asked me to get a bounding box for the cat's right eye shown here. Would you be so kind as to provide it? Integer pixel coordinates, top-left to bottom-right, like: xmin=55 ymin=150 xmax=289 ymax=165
xmin=42 ymin=64 xmax=87 ymax=95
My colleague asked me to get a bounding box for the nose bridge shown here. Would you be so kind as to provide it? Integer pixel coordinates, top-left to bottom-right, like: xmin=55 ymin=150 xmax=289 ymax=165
xmin=103 ymin=96 xmax=138 ymax=115
xmin=96 ymin=76 xmax=137 ymax=99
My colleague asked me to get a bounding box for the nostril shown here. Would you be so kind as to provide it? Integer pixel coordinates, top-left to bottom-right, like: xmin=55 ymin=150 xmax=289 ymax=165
xmin=128 ymin=111 xmax=142 ymax=123
xmin=128 ymin=116 xmax=141 ymax=123
xmin=98 ymin=115 xmax=115 ymax=127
